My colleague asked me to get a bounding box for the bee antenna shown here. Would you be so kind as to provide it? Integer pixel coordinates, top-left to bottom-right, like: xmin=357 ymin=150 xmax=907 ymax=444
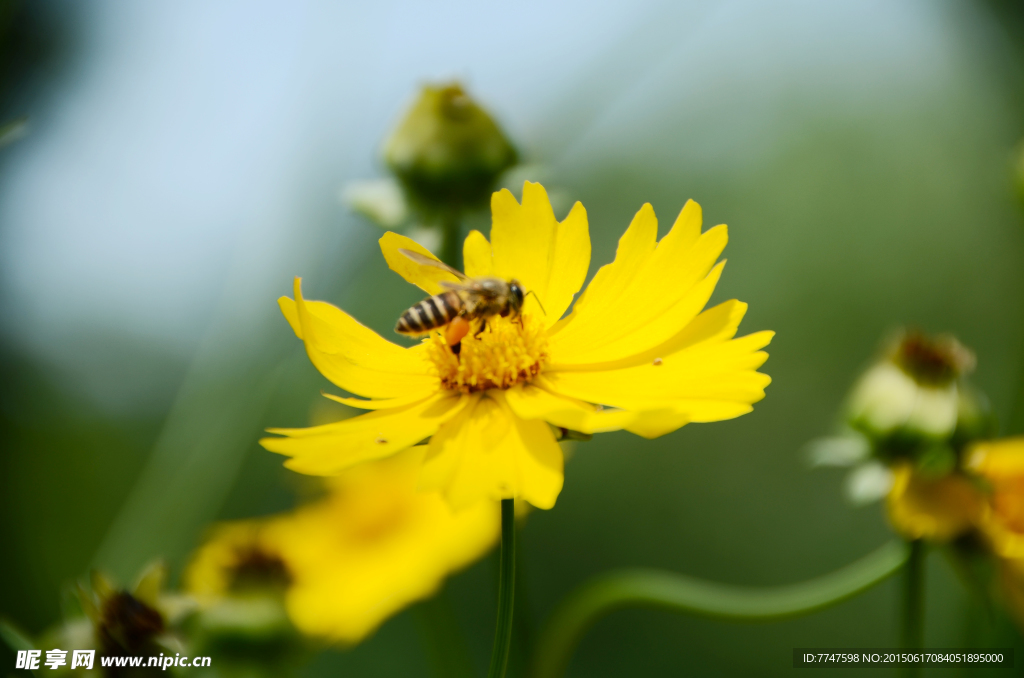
xmin=525 ymin=290 xmax=547 ymax=316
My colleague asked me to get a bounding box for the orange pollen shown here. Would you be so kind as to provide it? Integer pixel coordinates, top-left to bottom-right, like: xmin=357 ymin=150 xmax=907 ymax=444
xmin=426 ymin=315 xmax=548 ymax=393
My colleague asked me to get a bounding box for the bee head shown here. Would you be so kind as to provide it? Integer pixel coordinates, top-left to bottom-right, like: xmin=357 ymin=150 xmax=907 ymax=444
xmin=509 ymin=280 xmax=525 ymax=314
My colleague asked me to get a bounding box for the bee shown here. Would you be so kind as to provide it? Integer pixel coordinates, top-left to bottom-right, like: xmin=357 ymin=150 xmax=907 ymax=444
xmin=394 ymin=249 xmax=533 ymax=352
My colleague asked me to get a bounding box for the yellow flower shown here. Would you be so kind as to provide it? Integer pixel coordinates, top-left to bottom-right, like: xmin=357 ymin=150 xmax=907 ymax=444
xmin=261 ymin=181 xmax=774 ymax=509
xmin=966 ymin=437 xmax=1024 ymax=558
xmin=185 ymin=450 xmax=499 ymax=644
xmin=885 ymin=463 xmax=982 ymax=541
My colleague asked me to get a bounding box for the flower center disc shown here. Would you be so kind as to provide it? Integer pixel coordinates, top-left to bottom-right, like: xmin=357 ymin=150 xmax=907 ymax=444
xmin=427 ymin=315 xmax=547 ymax=393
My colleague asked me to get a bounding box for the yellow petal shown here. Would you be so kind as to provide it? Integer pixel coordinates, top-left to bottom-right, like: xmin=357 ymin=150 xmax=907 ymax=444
xmin=490 ymin=182 xmax=590 ymax=327
xmin=260 ymin=393 xmax=466 ymax=476
xmin=967 ymin=437 xmax=1024 ymax=479
xmin=979 ymin=505 xmax=1024 ymax=560
xmin=463 ymin=229 xmax=494 ymax=278
xmin=260 ymin=449 xmax=499 ymax=643
xmin=543 ymin=301 xmax=772 ymax=435
xmin=546 ymin=332 xmax=772 ymax=411
xmin=420 ymin=393 xmax=563 ymax=509
xmin=379 ymin=231 xmax=462 ymax=294
xmin=550 ymin=201 xmax=658 ymax=336
xmin=965 ymin=438 xmax=1024 ymax=558
xmin=321 ymin=392 xmax=429 ymax=410
xmin=551 ymin=297 xmax=747 ymax=373
xmin=622 ymin=409 xmax=692 ymax=439
xmin=504 ymin=383 xmax=636 ymax=433
xmin=279 ymin=295 xmax=303 ymax=338
xmin=283 ymin=278 xmax=437 ymax=400
xmin=616 ymin=401 xmax=765 ymax=439
xmin=549 ymin=261 xmax=725 ymax=368
xmin=548 ymin=200 xmax=730 ymax=365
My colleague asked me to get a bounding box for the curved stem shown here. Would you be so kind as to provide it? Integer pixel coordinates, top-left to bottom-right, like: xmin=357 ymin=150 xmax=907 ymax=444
xmin=530 ymin=540 xmax=909 ymax=678
xmin=487 ymin=499 xmax=516 ymax=678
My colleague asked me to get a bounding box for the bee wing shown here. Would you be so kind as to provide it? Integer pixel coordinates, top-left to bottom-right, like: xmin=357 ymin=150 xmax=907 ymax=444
xmin=439 ymin=279 xmax=482 ymax=292
xmin=398 ymin=248 xmax=468 ymax=281
xmin=441 ymin=278 xmax=503 ymax=299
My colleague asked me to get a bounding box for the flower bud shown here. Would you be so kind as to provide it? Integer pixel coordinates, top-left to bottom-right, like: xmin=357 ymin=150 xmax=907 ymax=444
xmin=847 ymin=331 xmax=975 ymax=443
xmin=70 ymin=565 xmax=191 ymax=671
xmin=384 ymin=83 xmax=517 ymax=215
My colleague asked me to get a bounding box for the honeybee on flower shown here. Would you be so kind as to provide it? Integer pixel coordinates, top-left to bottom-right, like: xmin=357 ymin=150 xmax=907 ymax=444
xmin=393 ymin=248 xmax=533 ymax=352
xmin=261 ymin=181 xmax=774 ymax=510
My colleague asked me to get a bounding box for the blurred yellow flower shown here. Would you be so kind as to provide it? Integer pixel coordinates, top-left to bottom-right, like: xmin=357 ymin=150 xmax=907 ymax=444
xmin=885 ymin=463 xmax=982 ymax=541
xmin=261 ymin=181 xmax=773 ymax=509
xmin=185 ymin=450 xmax=499 ymax=644
xmin=967 ymin=437 xmax=1024 ymax=558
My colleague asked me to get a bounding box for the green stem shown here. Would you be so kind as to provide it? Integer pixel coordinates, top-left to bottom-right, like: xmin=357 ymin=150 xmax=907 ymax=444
xmin=440 ymin=212 xmax=463 ymax=269
xmin=529 ymin=540 xmax=909 ymax=678
xmin=487 ymin=499 xmax=516 ymax=678
xmin=901 ymin=540 xmax=925 ymax=678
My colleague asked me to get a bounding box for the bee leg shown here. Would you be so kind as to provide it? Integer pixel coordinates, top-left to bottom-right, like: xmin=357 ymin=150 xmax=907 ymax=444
xmin=474 ymin=319 xmax=487 ymax=338
xmin=450 ymin=342 xmax=461 ymax=356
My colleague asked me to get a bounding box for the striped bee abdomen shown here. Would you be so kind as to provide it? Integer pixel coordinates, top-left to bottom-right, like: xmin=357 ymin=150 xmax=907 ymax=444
xmin=395 ymin=290 xmax=463 ymax=335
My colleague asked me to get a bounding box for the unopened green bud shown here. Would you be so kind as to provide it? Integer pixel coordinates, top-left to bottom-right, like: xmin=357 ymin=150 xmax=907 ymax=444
xmin=384 ymin=83 xmax=517 ymax=215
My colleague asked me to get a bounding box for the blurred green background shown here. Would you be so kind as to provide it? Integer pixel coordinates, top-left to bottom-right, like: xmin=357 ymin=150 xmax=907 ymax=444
xmin=4 ymin=0 xmax=1024 ymax=675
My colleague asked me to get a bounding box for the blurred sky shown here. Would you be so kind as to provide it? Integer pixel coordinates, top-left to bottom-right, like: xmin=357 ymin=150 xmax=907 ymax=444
xmin=0 ymin=0 xmax=650 ymax=353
